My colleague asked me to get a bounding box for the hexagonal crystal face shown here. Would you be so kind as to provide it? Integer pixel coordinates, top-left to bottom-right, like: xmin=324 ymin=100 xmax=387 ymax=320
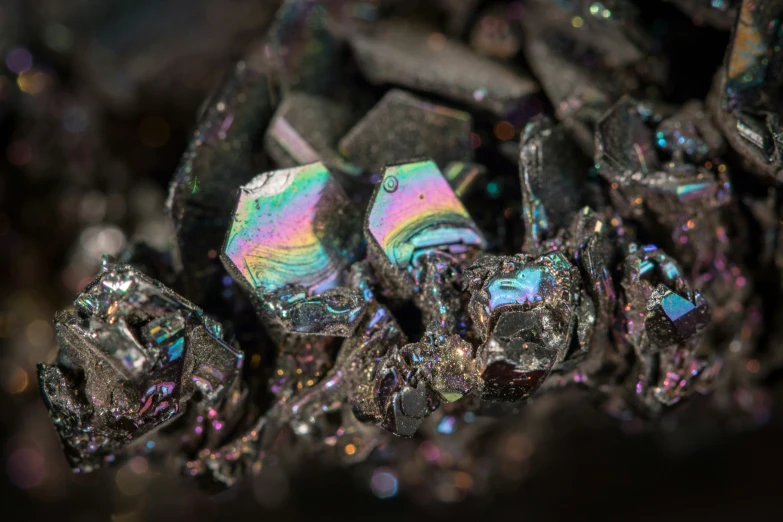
xmin=222 ymin=162 xmax=360 ymax=296
xmin=366 ymin=160 xmax=485 ymax=271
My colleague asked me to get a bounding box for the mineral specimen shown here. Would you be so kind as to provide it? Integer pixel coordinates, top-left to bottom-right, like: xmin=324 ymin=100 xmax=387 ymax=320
xmin=466 ymin=252 xmax=579 ymax=400
xmin=38 ymin=259 xmax=243 ymax=472
xmin=221 ymin=162 xmax=365 ymax=336
xmin=365 ymin=160 xmax=486 ymax=298
xmin=36 ymin=0 xmax=780 ymax=505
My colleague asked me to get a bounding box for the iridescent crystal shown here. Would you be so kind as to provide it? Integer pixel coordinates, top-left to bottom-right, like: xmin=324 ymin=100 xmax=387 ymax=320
xmin=223 ymin=162 xmax=359 ymax=295
xmin=466 ymin=252 xmax=581 ymax=401
xmin=36 ymin=0 xmax=774 ymax=500
xmin=618 ymin=244 xmax=712 ymax=407
xmin=619 ymin=245 xmax=710 ymax=353
xmin=365 ymin=160 xmax=486 ymax=296
xmin=167 ymin=56 xmax=276 ymax=302
xmin=222 ymin=162 xmax=365 ymax=335
xmin=38 ymin=261 xmax=243 ymax=473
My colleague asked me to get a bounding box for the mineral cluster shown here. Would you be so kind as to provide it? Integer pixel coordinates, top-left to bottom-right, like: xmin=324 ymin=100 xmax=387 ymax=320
xmin=38 ymin=0 xmax=783 ymax=502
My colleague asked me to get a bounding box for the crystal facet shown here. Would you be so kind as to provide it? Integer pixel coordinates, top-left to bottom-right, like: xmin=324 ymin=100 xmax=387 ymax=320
xmin=222 ymin=162 xmax=365 ymax=336
xmin=38 ymin=262 xmax=243 ymax=472
xmin=339 ymin=89 xmax=473 ymax=173
xmin=365 ymin=160 xmax=486 ymax=297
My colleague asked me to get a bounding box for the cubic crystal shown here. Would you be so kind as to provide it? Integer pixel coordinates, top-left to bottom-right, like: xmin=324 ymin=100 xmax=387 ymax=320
xmin=38 ymin=262 xmax=243 ymax=472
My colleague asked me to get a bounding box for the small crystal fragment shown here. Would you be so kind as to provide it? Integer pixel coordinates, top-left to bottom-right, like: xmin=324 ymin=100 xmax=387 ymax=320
xmin=617 ymin=244 xmax=711 ymax=408
xmin=373 ymin=345 xmax=440 ymax=437
xmin=406 ymin=328 xmax=477 ymax=403
xmin=476 ymin=312 xmax=555 ymax=402
xmin=339 ymin=89 xmax=473 ymax=173
xmin=619 ymin=244 xmax=710 ymax=354
xmin=561 ymin=208 xmax=621 ymax=373
xmin=647 ymin=286 xmax=711 ymax=346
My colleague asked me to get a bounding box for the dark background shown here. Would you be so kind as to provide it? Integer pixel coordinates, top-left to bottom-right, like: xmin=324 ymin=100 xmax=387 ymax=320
xmin=1 ymin=1 xmax=781 ymax=520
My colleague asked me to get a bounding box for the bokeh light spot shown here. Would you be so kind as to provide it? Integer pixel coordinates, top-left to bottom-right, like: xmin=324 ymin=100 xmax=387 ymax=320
xmin=370 ymin=468 xmax=398 ymax=499
xmin=7 ymin=448 xmax=46 ymax=489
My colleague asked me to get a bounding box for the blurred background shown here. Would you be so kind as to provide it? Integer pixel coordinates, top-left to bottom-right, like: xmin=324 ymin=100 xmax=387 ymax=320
xmin=1 ymin=1 xmax=782 ymax=520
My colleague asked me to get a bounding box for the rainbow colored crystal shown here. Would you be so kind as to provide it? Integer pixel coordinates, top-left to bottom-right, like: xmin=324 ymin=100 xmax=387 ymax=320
xmin=222 ymin=162 xmax=357 ymax=295
xmin=366 ymin=160 xmax=485 ymax=269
